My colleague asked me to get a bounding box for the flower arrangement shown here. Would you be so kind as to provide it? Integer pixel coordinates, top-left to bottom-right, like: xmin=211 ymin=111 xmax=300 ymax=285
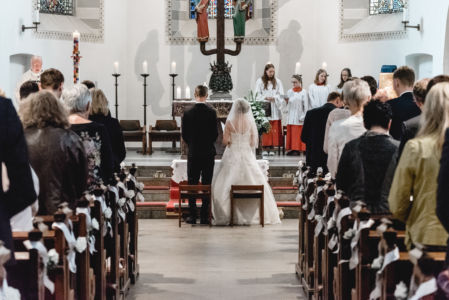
xmin=244 ymin=90 xmax=271 ymax=135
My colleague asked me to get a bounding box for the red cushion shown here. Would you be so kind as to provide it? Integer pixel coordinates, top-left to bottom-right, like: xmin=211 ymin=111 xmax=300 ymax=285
xmin=276 ymin=202 xmax=301 ymax=207
xmin=136 ymin=202 xmax=167 ymax=207
xmin=144 ymin=186 xmax=170 ymax=190
xmin=272 ymin=186 xmax=298 ymax=190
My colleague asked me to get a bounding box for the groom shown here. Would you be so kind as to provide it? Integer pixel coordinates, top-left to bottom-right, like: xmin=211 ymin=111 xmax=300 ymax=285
xmin=181 ymin=85 xmax=218 ymax=224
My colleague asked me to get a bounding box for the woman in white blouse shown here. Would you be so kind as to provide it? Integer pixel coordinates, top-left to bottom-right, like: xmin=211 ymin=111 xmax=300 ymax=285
xmin=308 ymin=69 xmax=332 ymax=110
xmin=284 ymin=74 xmax=308 ymax=155
xmin=254 ymin=64 xmax=284 ymax=152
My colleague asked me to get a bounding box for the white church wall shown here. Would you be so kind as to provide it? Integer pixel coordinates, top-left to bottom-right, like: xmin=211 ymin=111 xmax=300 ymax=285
xmin=1 ymin=0 xmax=447 ymax=125
xmin=0 ymin=0 xmax=128 ymax=114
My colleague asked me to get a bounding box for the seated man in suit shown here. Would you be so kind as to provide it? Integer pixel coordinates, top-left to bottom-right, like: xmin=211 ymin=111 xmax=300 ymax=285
xmin=387 ymin=66 xmax=420 ymax=140
xmin=301 ymin=92 xmax=342 ymax=174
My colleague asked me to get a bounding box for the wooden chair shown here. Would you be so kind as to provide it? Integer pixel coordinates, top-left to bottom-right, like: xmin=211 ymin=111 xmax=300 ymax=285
xmin=120 ymin=120 xmax=147 ymax=154
xmin=148 ymin=120 xmax=181 ymax=155
xmin=230 ymin=185 xmax=264 ymax=227
xmin=178 ymin=183 xmax=212 ymax=227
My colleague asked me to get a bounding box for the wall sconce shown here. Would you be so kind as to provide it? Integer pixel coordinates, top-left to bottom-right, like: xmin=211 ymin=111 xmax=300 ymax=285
xmin=402 ymin=7 xmax=421 ymax=31
xmin=22 ymin=9 xmax=40 ymax=32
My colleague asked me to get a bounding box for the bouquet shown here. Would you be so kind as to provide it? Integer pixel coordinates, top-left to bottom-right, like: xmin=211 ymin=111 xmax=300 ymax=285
xmin=244 ymin=90 xmax=271 ymax=135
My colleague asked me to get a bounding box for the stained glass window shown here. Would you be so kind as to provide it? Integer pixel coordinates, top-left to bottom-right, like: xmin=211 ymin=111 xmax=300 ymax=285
xmin=369 ymin=0 xmax=404 ymax=15
xmin=189 ymin=0 xmax=253 ymax=19
xmin=39 ymin=0 xmax=74 ymax=16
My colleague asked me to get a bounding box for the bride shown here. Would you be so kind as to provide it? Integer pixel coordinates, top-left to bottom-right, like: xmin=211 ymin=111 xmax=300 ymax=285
xmin=212 ymin=98 xmax=281 ymax=225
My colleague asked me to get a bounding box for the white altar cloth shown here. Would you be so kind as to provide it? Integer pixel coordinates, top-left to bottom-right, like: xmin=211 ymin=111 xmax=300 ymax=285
xmin=170 ymin=159 xmax=269 ymax=183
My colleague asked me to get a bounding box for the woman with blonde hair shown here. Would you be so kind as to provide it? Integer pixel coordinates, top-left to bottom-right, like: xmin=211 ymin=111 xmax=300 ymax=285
xmin=89 ymin=89 xmax=125 ymax=172
xmin=20 ymin=90 xmax=87 ymax=214
xmin=389 ymin=82 xmax=449 ymax=250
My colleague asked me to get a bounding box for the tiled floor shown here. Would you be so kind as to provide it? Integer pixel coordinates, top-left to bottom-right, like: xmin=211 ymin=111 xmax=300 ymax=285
xmin=127 ymin=219 xmax=305 ymax=300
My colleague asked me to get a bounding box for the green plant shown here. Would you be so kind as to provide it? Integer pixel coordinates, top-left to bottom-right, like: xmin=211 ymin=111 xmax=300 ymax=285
xmin=244 ymin=90 xmax=271 ymax=135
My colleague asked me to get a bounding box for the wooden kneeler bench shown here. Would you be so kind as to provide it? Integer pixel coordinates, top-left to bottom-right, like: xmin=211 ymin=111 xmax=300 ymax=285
xmin=178 ymin=183 xmax=212 ymax=227
xmin=230 ymin=185 xmax=264 ymax=227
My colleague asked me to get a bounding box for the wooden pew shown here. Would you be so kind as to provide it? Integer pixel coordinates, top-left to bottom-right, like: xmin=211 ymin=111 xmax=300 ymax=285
xmin=105 ymin=189 xmax=121 ymax=300
xmin=9 ymin=230 xmax=45 ymax=300
xmin=126 ymin=166 xmax=140 ymax=284
xmin=296 ymin=165 xmax=309 ymax=279
xmin=90 ymin=199 xmax=106 ymax=300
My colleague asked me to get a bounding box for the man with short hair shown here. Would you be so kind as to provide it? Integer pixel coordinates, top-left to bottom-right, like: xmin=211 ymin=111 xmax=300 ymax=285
xmin=398 ymin=78 xmax=431 ymax=156
xmin=301 ymin=92 xmax=342 ymax=173
xmin=40 ymin=68 xmax=65 ymax=99
xmin=15 ymin=56 xmax=43 ymax=101
xmin=387 ymin=66 xmax=420 ymax=140
xmin=336 ymin=100 xmax=398 ymax=214
xmin=361 ymin=75 xmax=378 ymax=99
xmin=81 ymin=80 xmax=96 ymax=90
xmin=181 ymin=85 xmax=218 ymax=224
xmin=19 ymin=80 xmax=39 ymax=101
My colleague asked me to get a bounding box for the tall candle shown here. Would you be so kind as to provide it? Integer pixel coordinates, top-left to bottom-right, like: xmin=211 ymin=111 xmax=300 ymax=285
xmin=185 ymin=86 xmax=191 ymax=99
xmin=322 ymin=61 xmax=328 ymax=70
xmin=176 ymin=86 xmax=181 ymax=99
xmin=73 ymin=31 xmax=80 ymax=53
xmin=113 ymin=61 xmax=119 ymax=74
xmin=171 ymin=61 xmax=176 ymax=74
xmin=295 ymin=62 xmax=301 ymax=74
xmin=142 ymin=61 xmax=148 ymax=74
xmin=73 ymin=31 xmax=80 ymax=40
xmin=34 ymin=9 xmax=40 ymax=23
xmin=402 ymin=8 xmax=408 ymax=22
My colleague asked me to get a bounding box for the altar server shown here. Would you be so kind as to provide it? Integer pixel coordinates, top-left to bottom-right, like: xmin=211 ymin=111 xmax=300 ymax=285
xmin=254 ymin=63 xmax=284 ymax=150
xmin=309 ymin=69 xmax=332 ymax=109
xmin=284 ymin=74 xmax=308 ymax=155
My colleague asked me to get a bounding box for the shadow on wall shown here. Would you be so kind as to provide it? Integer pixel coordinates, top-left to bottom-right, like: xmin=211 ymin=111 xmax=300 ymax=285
xmin=134 ymin=30 xmax=167 ymax=116
xmin=276 ymin=20 xmax=304 ymax=90
xmin=186 ymin=45 xmax=212 ymax=94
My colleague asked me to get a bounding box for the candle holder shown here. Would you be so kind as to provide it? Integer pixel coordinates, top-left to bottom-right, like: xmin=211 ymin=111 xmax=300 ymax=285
xmin=22 ymin=22 xmax=40 ymax=32
xmin=402 ymin=21 xmax=420 ymax=31
xmin=112 ymin=74 xmax=121 ymax=118
xmin=140 ymin=73 xmax=149 ymax=128
xmin=169 ymin=73 xmax=178 ymax=120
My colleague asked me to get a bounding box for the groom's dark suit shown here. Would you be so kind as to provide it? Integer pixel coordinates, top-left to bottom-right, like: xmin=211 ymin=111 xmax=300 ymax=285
xmin=181 ymin=102 xmax=218 ymax=221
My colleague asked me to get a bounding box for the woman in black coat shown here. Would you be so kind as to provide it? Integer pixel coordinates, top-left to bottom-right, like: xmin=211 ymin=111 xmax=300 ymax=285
xmin=89 ymin=89 xmax=126 ymax=173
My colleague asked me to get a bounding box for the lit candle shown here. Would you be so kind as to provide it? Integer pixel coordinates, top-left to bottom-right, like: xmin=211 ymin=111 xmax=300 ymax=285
xmin=73 ymin=30 xmax=80 ymax=40
xmin=295 ymin=62 xmax=301 ymax=74
xmin=34 ymin=9 xmax=40 ymax=23
xmin=185 ymin=86 xmax=191 ymax=99
xmin=73 ymin=31 xmax=80 ymax=54
xmin=322 ymin=61 xmax=328 ymax=70
xmin=176 ymin=86 xmax=181 ymax=99
xmin=113 ymin=61 xmax=119 ymax=74
xmin=142 ymin=61 xmax=148 ymax=74
xmin=171 ymin=61 xmax=176 ymax=74
xmin=402 ymin=7 xmax=408 ymax=22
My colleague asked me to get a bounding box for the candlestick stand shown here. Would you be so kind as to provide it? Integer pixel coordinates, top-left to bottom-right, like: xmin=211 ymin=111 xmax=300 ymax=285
xmin=112 ymin=74 xmax=121 ymax=118
xmin=169 ymin=74 xmax=178 ymax=120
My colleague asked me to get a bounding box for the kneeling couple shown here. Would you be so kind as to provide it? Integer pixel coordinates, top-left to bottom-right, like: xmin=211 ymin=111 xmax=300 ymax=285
xmin=181 ymin=85 xmax=281 ymax=226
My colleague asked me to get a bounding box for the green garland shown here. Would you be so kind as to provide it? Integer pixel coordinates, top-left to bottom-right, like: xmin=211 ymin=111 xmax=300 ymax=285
xmin=244 ymin=90 xmax=271 ymax=135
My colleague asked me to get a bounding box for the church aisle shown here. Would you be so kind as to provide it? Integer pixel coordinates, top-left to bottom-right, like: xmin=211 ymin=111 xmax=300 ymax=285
xmin=128 ymin=219 xmax=304 ymax=300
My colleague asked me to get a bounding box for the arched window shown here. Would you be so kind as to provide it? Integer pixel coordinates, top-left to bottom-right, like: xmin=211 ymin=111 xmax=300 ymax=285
xmin=369 ymin=0 xmax=404 ymax=15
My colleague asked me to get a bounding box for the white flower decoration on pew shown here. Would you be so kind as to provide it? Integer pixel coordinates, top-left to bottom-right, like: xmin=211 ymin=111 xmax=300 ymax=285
xmin=343 ymin=228 xmax=356 ymax=240
xmin=120 ymin=162 xmax=126 ymax=169
xmin=91 ymin=218 xmax=100 ymax=231
xmin=104 ymin=207 xmax=112 ymax=219
xmin=393 ymin=281 xmax=408 ymax=299
xmin=75 ymin=237 xmax=87 ymax=253
xmin=371 ymin=255 xmax=384 ymax=269
xmin=136 ymin=182 xmax=144 ymax=192
xmin=125 ymin=189 xmax=135 ymax=199
xmin=47 ymin=249 xmax=59 ymax=266
xmin=118 ymin=197 xmax=127 ymax=207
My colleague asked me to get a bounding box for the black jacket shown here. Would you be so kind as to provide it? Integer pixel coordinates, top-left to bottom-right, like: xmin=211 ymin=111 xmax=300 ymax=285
xmin=0 ymin=97 xmax=36 ymax=257
xmin=398 ymin=114 xmax=421 ymax=158
xmin=25 ymin=127 xmax=88 ymax=214
xmin=387 ymin=92 xmax=421 ymax=140
xmin=301 ymin=103 xmax=337 ymax=173
xmin=182 ymin=103 xmax=218 ymax=158
xmin=336 ymin=131 xmax=398 ymax=214
xmin=89 ymin=113 xmax=126 ymax=172
xmin=70 ymin=122 xmax=114 ymax=186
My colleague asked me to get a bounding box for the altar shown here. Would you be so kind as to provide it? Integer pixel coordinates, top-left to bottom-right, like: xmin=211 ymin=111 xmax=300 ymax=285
xmin=172 ymin=99 xmax=271 ymax=157
xmin=170 ymin=159 xmax=270 ymax=183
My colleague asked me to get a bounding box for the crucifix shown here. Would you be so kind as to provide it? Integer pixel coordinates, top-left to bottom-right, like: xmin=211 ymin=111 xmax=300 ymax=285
xmin=196 ymin=0 xmax=251 ymax=99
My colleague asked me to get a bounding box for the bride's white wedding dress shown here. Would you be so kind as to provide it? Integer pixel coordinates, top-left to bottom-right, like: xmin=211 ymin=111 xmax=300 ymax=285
xmin=212 ymin=104 xmax=281 ymax=225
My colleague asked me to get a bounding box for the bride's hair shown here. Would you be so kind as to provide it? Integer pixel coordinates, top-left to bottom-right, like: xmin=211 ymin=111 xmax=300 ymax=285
xmin=235 ymin=98 xmax=250 ymax=114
